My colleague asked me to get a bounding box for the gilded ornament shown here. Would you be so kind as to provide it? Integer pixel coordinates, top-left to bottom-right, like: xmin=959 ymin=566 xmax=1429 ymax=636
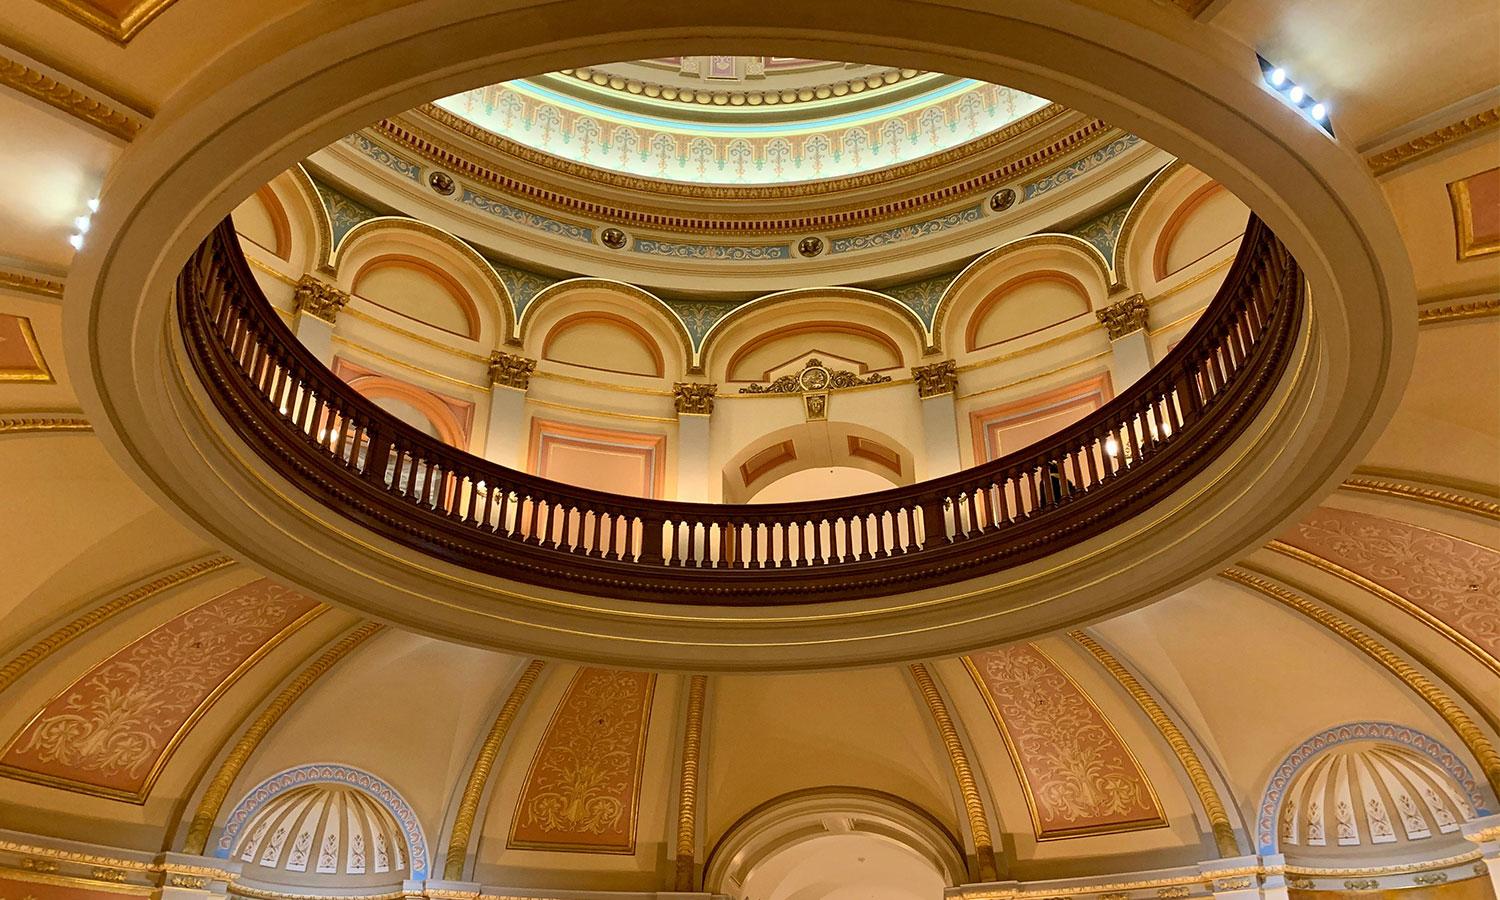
xmin=803 ymin=392 xmax=828 ymax=421
xmin=797 ymin=236 xmax=825 ymax=257
xmin=167 ymin=873 xmax=209 ymax=889
xmin=1340 ymin=475 xmax=1500 ymax=521
xmin=912 ymin=360 xmax=959 ymax=399
xmin=674 ymin=674 xmax=707 ymax=891
xmin=600 ymin=227 xmax=628 ymax=249
xmin=0 ymin=268 xmax=65 ymax=299
xmin=91 ymin=867 xmax=127 ymax=882
xmin=21 ymin=857 xmax=59 ymax=873
xmin=1418 ymin=296 xmax=1500 ymax=325
xmin=1097 ymin=294 xmax=1149 ymax=339
xmin=1158 ymin=888 xmax=1191 ymax=898
xmin=1069 ymin=631 xmax=1239 ymax=857
xmin=1101 ymin=893 xmax=1130 ymax=900
xmin=990 ymin=188 xmax=1018 ymax=212
xmin=428 ymin=171 xmax=456 ymax=195
xmin=911 ymin=663 xmax=998 ymax=881
xmin=1365 ymin=107 xmax=1500 ymax=176
xmin=1286 ymin=877 xmax=1315 ymax=890
xmin=1214 ymin=877 xmax=1254 ymax=891
xmin=291 ymin=276 xmax=351 ymax=323
xmin=672 ymin=382 xmax=717 ymax=416
xmin=488 ymin=351 xmax=537 ymax=390
xmin=185 ymin=622 xmax=385 ymax=854
xmin=443 ymin=659 xmax=546 ymax=879
xmin=739 ymin=358 xmax=892 ymax=394
xmin=0 ymin=413 xmax=91 ymax=436
xmin=1343 ymin=880 xmax=1379 ymax=891
xmin=0 ymin=53 xmax=143 ymax=140
xmin=1414 ymin=873 xmax=1449 ymax=885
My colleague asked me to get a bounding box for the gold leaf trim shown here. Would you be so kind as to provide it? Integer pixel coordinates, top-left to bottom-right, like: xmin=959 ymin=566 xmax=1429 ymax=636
xmin=442 ymin=658 xmax=546 ymax=879
xmin=0 ymin=555 xmax=235 ymax=696
xmin=1266 ymin=541 xmax=1500 ymax=677
xmin=1418 ymin=297 xmax=1500 ymax=325
xmin=1222 ymin=567 xmax=1500 ymax=794
xmin=674 ymin=673 xmax=707 ymax=890
xmin=911 ymin=663 xmax=997 ymax=880
xmin=0 ymin=269 xmax=64 ymax=300
xmin=1365 ymin=107 xmax=1500 ymax=177
xmin=183 ymin=621 xmax=384 ymax=852
xmin=0 ymin=412 xmax=92 ymax=435
xmin=1068 ymin=631 xmax=1239 ymax=857
xmin=31 ymin=0 xmax=179 ymax=44
xmin=1340 ymin=475 xmax=1500 ymax=521
xmin=0 ymin=53 xmax=142 ymax=140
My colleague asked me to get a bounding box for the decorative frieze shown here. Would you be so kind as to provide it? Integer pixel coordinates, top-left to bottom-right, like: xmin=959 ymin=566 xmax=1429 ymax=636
xmin=912 ymin=360 xmax=959 ymax=398
xmin=488 ymin=351 xmax=536 ymax=390
xmin=740 ymin=358 xmax=890 ymax=394
xmin=292 ymin=275 xmax=351 ymax=323
xmin=673 ymin=382 xmax=717 ymax=416
xmin=1097 ymin=294 xmax=1149 ymax=339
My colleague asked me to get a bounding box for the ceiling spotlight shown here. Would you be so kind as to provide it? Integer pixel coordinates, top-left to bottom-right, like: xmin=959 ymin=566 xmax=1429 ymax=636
xmin=74 ymin=215 xmax=91 ymax=233
xmin=87 ymin=197 xmax=100 ymax=213
xmin=1269 ymin=68 xmax=1287 ymax=87
xmin=1310 ymin=103 xmax=1328 ymax=121
xmin=1288 ymin=85 xmax=1305 ymax=104
xmin=68 ymin=233 xmax=84 ymax=250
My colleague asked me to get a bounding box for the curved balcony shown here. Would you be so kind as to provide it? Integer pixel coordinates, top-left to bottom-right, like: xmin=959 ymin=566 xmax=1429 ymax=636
xmin=178 ymin=216 xmax=1301 ymax=606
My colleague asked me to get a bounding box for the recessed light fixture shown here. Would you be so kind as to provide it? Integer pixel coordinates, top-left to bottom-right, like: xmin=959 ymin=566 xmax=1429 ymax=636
xmin=68 ymin=197 xmax=100 ymax=251
xmin=1256 ymin=54 xmax=1334 ymax=137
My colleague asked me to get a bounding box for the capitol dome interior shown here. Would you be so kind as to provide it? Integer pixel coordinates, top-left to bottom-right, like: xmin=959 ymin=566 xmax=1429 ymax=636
xmin=0 ymin=4 xmax=1496 ymax=900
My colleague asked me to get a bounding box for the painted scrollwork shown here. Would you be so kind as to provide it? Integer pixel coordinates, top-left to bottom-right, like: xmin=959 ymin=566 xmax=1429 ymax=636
xmin=738 ymin=358 xmax=891 ymax=394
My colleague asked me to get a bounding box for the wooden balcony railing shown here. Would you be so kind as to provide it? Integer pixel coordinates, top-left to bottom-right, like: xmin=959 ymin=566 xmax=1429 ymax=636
xmin=179 ymin=215 xmax=1301 ymax=605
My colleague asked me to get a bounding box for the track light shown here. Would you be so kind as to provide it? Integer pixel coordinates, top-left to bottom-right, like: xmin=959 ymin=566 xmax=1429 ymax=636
xmin=1256 ymin=54 xmax=1335 ymax=137
xmin=68 ymin=233 xmax=84 ymax=250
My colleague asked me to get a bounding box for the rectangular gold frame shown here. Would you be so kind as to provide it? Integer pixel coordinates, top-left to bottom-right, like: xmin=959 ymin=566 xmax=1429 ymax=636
xmin=0 ymin=316 xmax=55 ymax=383
xmin=1448 ymin=173 xmax=1500 ymax=261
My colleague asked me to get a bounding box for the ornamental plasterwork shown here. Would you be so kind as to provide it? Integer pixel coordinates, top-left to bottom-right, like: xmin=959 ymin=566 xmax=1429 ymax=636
xmin=488 ymin=351 xmax=536 ymax=390
xmin=912 ymin=360 xmax=959 ymax=399
xmin=291 ymin=275 xmax=352 ymax=323
xmin=1097 ymin=294 xmax=1149 ymax=339
xmin=739 ymin=358 xmax=892 ymax=395
xmin=672 ymin=382 xmax=717 ymax=416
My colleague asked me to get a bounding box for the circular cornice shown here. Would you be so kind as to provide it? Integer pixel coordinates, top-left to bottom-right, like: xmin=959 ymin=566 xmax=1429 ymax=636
xmin=547 ymin=64 xmax=931 ymax=112
xmin=67 ymin=0 xmax=1413 ymax=670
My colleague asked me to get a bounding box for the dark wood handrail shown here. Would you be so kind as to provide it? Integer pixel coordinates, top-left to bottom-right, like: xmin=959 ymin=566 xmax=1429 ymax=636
xmin=179 ymin=214 xmax=1301 ymax=605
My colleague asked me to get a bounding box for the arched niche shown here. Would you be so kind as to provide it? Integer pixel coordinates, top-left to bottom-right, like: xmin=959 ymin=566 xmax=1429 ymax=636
xmin=705 ymin=788 xmax=966 ymax=898
xmin=332 ymin=217 xmax=513 ymax=346
xmin=1115 ymin=164 xmax=1249 ymax=292
xmin=332 ymin=358 xmax=473 ymax=449
xmin=231 ymin=167 xmax=329 ymax=298
xmin=700 ymin=289 xmax=927 ymax=384
xmin=932 ymin=234 xmax=1110 ymax=357
xmin=723 ymin=421 xmax=914 ymax=504
xmin=517 ymin=279 xmax=690 ymax=382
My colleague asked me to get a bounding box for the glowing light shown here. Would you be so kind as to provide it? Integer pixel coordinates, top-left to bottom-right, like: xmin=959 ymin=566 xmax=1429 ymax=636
xmin=1310 ymin=103 xmax=1327 ymax=120
xmin=74 ymin=216 xmax=91 ymax=233
xmin=87 ymin=198 xmax=100 ymax=213
xmin=68 ymin=233 xmax=84 ymax=250
xmin=1104 ymin=435 xmax=1121 ymax=458
xmin=1270 ymin=68 xmax=1287 ymax=86
xmin=1288 ymin=85 xmax=1305 ymax=104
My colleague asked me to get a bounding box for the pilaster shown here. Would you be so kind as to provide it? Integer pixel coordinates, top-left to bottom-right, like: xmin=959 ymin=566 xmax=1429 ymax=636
xmin=1097 ymin=294 xmax=1152 ymax=385
xmin=912 ymin=360 xmax=962 ymax=477
xmin=483 ymin=351 xmax=535 ymax=468
xmin=673 ymin=383 xmax=717 ymax=502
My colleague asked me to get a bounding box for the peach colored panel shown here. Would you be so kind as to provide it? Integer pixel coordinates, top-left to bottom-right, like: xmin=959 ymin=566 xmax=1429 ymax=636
xmin=970 ymin=374 xmax=1112 ymax=464
xmin=333 ymin=357 xmax=475 ymax=449
xmin=0 ymin=580 xmax=319 ymax=801
xmin=1281 ymin=507 xmax=1500 ymax=661
xmin=967 ymin=645 xmax=1166 ymax=839
xmin=529 ymin=420 xmax=666 ymax=499
xmin=1460 ymin=168 xmax=1500 ymax=245
xmin=509 ymin=668 xmax=656 ymax=853
xmin=0 ymin=314 xmax=49 ymax=379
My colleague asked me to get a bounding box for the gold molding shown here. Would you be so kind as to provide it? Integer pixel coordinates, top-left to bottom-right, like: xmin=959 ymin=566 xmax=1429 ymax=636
xmin=0 ymin=269 xmax=64 ymax=300
xmin=550 ymin=64 xmax=929 ymax=110
xmin=674 ymin=673 xmax=707 ymax=891
xmin=1449 ymin=174 xmax=1500 ymax=260
xmin=31 ymin=0 xmax=180 ymax=45
xmin=1340 ymin=474 xmax=1500 ymax=521
xmin=1365 ymin=107 xmax=1500 ymax=177
xmin=1222 ymin=567 xmax=1500 ymax=795
xmin=0 ymin=865 xmax=149 ymax=896
xmin=1266 ymin=540 xmax=1500 ymax=677
xmin=524 ymin=396 xmax=677 ymax=424
xmin=0 ymin=605 xmax=327 ymax=804
xmin=0 ymin=555 xmax=235 ymax=696
xmin=442 ymin=658 xmax=546 ymax=879
xmin=328 ymin=336 xmax=488 ymax=392
xmin=1285 ymin=851 xmax=1484 ymax=877
xmin=183 ymin=621 xmax=384 ymax=853
xmin=0 ymin=412 xmax=92 ymax=435
xmin=1353 ymin=465 xmax=1500 ymax=500
xmin=244 ymin=254 xmax=301 ymax=287
xmin=529 ymin=366 xmax=674 ymax=397
xmin=339 ymin=306 xmax=492 ymax=364
xmin=1418 ymin=296 xmax=1500 ymax=325
xmin=1068 ymin=631 xmax=1239 ymax=857
xmin=0 ymin=53 xmax=142 ymax=140
xmin=910 ymin=663 xmax=997 ymax=880
xmin=956 ymin=350 xmax=1113 ymax=401
xmin=0 ymin=316 xmax=54 ymax=383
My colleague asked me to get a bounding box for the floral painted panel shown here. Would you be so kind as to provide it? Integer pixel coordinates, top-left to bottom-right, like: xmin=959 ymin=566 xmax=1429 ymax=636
xmin=1280 ymin=507 xmax=1500 ymax=664
xmin=509 ymin=668 xmax=656 ymax=853
xmin=966 ymin=645 xmax=1166 ymax=839
xmin=0 ymin=579 xmax=320 ymax=801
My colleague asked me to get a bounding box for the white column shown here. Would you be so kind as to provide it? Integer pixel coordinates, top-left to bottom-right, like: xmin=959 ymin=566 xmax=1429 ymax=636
xmin=913 ymin=361 xmax=962 ymax=478
xmin=1098 ymin=294 xmax=1153 ymax=386
xmin=676 ymin=413 xmax=713 ymax=502
xmin=1464 ymin=814 xmax=1500 ymax=897
xmin=293 ymin=312 xmax=336 ymax=366
xmin=484 ymin=385 xmax=529 ymax=468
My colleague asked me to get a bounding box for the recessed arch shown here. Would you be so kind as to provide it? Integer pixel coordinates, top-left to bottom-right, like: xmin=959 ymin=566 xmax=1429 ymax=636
xmin=723 ymin=319 xmax=907 ymax=383
xmin=517 ymin=278 xmax=691 ymax=379
xmin=351 ymin=253 xmax=481 ymax=339
xmin=542 ymin=310 xmax=666 ymax=378
xmin=1153 ymin=180 xmax=1242 ymax=280
xmin=964 ymin=270 xmax=1093 ymax=352
xmin=723 ymin=420 xmax=915 ymax=503
xmin=334 ymin=360 xmax=473 ymax=449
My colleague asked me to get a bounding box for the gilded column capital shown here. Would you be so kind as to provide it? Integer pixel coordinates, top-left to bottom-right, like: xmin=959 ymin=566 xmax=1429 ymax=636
xmin=1097 ymin=294 xmax=1149 ymax=339
xmin=673 ymin=382 xmax=717 ymax=415
xmin=291 ymin=275 xmax=351 ymax=324
xmin=912 ymin=360 xmax=958 ymax=399
xmin=488 ymin=351 xmax=536 ymax=391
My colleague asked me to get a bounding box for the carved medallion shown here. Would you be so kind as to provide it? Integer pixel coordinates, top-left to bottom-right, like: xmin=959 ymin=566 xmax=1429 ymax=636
xmin=428 ymin=171 xmax=456 ymax=196
xmin=600 ymin=227 xmax=628 ymax=249
xmin=990 ymin=188 xmax=1017 ymax=212
xmin=797 ymin=236 xmax=825 ymax=257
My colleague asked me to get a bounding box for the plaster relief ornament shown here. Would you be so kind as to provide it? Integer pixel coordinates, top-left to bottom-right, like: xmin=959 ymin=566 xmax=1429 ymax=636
xmin=427 ymin=171 xmax=456 ymax=195
xmin=292 ymin=276 xmax=352 ymax=324
xmin=739 ymin=358 xmax=890 ymax=423
xmin=600 ymin=227 xmax=628 ymax=249
xmin=488 ymin=351 xmax=537 ymax=390
xmin=798 ymin=236 xmax=824 ymax=257
xmin=990 ymin=187 xmax=1018 ymax=211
